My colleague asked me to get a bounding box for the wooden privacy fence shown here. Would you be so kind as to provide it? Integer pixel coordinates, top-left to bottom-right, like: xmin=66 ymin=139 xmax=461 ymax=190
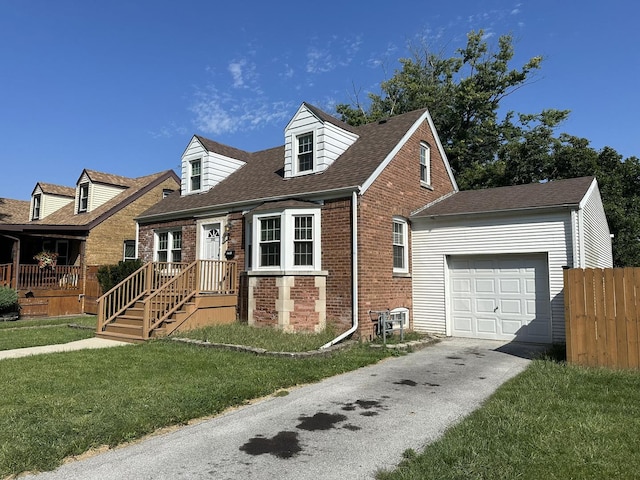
xmin=564 ymin=267 xmax=640 ymax=369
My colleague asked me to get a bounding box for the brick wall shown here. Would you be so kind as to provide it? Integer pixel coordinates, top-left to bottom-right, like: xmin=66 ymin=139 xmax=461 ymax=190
xmin=321 ymin=198 xmax=353 ymax=329
xmin=86 ymin=177 xmax=180 ymax=265
xmin=357 ymin=119 xmax=456 ymax=339
xmin=138 ymin=219 xmax=197 ymax=263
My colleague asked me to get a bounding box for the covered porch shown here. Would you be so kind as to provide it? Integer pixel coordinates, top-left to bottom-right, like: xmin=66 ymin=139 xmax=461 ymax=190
xmin=0 ymin=233 xmax=86 ymax=317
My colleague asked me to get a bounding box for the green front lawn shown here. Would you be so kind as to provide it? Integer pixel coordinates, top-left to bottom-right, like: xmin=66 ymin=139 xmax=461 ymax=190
xmin=0 ymin=316 xmax=96 ymax=351
xmin=0 ymin=338 xmax=393 ymax=477
xmin=377 ymin=358 xmax=640 ymax=480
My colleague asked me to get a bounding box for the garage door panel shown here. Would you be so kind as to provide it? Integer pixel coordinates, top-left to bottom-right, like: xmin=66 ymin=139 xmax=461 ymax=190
xmin=449 ymin=254 xmax=551 ymax=343
xmin=499 ymin=278 xmax=521 ymax=294
xmin=476 ymin=299 xmax=496 ymax=313
xmin=500 ymin=299 xmax=522 ymax=314
xmin=475 ymin=279 xmax=495 ymax=293
xmin=452 ymin=278 xmax=471 ymax=293
xmin=477 ymin=318 xmax=498 ymax=334
xmin=501 ymin=319 xmax=523 ymax=335
xmin=453 ymin=316 xmax=473 ymax=334
xmin=452 ymin=298 xmax=472 ymax=313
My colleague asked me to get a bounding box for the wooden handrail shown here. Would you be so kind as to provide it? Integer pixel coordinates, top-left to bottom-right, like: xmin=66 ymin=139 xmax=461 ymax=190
xmin=96 ymin=262 xmax=188 ymax=333
xmin=97 ymin=260 xmax=237 ymax=339
xmin=142 ymin=260 xmax=237 ymax=338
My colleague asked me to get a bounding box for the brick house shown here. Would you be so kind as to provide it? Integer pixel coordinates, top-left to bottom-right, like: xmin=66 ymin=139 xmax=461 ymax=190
xmin=0 ymin=169 xmax=180 ymax=316
xmin=136 ymin=103 xmax=458 ymax=340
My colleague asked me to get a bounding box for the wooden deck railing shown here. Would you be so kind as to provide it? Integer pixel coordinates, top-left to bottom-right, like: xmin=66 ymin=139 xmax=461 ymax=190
xmin=0 ymin=263 xmax=11 ymax=288
xmin=97 ymin=262 xmax=188 ymax=333
xmin=18 ymin=265 xmax=82 ymax=290
xmin=98 ymin=260 xmax=236 ymax=339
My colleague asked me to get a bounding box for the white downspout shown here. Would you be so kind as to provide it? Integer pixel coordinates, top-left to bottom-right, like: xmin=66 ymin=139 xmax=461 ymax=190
xmin=321 ymin=190 xmax=359 ymax=349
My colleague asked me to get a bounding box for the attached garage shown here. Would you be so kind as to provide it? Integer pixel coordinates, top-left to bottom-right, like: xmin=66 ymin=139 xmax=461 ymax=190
xmin=410 ymin=177 xmax=613 ymax=344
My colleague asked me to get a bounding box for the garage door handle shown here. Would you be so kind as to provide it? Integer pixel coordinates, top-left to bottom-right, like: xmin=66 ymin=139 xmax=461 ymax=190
xmin=494 ymin=306 xmax=499 ymax=312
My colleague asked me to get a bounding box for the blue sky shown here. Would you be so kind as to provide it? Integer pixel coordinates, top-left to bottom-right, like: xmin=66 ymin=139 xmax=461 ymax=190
xmin=1 ymin=1 xmax=638 ymax=200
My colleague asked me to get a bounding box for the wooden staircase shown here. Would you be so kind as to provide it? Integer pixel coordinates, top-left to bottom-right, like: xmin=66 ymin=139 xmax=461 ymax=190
xmin=96 ymin=260 xmax=237 ymax=343
xmin=98 ymin=297 xmax=198 ymax=343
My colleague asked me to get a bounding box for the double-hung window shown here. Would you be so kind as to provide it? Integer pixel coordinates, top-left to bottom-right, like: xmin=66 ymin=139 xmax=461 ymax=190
xmin=259 ymin=217 xmax=281 ymax=267
xmin=251 ymin=208 xmax=321 ymax=271
xmin=32 ymin=195 xmax=41 ymax=220
xmin=420 ymin=142 xmax=431 ymax=185
xmin=78 ymin=183 xmax=89 ymax=213
xmin=393 ymin=218 xmax=408 ymax=274
xmin=190 ymin=159 xmax=202 ymax=192
xmin=156 ymin=230 xmax=182 ymax=263
xmin=297 ymin=133 xmax=314 ymax=173
xmin=294 ymin=215 xmax=314 ymax=266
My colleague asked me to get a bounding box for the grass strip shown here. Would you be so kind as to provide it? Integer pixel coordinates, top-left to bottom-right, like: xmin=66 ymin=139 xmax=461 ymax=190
xmin=0 ymin=325 xmax=94 ymax=351
xmin=0 ymin=315 xmax=96 ymax=331
xmin=377 ymin=359 xmax=640 ymax=480
xmin=173 ymin=323 xmax=341 ymax=352
xmin=0 ymin=340 xmax=392 ymax=477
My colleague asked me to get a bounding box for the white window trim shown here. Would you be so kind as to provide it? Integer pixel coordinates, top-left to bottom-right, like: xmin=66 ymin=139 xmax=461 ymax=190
xmin=154 ymin=229 xmax=182 ymax=263
xmin=189 ymin=159 xmax=202 ymax=193
xmin=393 ymin=217 xmax=409 ymax=274
xmin=289 ymin=127 xmax=318 ymax=177
xmin=420 ymin=141 xmax=431 ymax=187
xmin=251 ymin=208 xmax=322 ymax=272
xmin=78 ymin=183 xmax=89 ymax=213
xmin=32 ymin=194 xmax=41 ymax=220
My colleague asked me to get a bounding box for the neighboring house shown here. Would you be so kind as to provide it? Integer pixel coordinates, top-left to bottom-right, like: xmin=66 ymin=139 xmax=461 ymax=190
xmin=0 ymin=169 xmax=180 ymax=316
xmin=135 ymin=102 xmax=612 ymax=344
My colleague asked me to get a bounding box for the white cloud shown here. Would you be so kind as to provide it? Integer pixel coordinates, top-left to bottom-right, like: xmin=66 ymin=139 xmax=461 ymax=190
xmin=228 ymin=60 xmax=246 ymax=88
xmin=148 ymin=123 xmax=188 ymax=139
xmin=190 ymin=86 xmax=292 ymax=136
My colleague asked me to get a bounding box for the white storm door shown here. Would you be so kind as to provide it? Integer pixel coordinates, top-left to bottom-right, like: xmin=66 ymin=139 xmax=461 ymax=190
xmin=200 ymin=223 xmax=222 ymax=291
xmin=202 ymin=223 xmax=221 ymax=261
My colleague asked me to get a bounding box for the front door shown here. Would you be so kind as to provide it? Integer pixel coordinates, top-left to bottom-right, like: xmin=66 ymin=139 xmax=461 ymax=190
xmin=201 ymin=223 xmax=222 ymax=291
xmin=202 ymin=224 xmax=221 ymax=261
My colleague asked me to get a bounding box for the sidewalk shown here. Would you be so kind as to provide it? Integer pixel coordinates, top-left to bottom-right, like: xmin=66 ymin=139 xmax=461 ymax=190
xmin=0 ymin=337 xmax=130 ymax=360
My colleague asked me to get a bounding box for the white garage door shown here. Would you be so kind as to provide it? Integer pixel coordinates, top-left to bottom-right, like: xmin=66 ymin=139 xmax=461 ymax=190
xmin=448 ymin=254 xmax=551 ymax=343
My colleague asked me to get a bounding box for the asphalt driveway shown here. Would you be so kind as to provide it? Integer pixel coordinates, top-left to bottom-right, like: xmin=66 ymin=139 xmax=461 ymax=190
xmin=24 ymin=338 xmax=546 ymax=480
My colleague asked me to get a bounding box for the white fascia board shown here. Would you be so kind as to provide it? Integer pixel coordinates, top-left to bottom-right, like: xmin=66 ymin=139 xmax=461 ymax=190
xmin=284 ymin=103 xmax=321 ymax=132
xmin=180 ymin=135 xmax=202 ymax=159
xmin=578 ymin=178 xmax=598 ymax=210
xmin=360 ymin=109 xmax=459 ymax=194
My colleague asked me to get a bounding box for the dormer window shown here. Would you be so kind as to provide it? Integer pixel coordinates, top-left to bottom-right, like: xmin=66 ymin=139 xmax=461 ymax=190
xmin=297 ymin=133 xmax=314 ymax=173
xmin=32 ymin=194 xmax=41 ymax=220
xmin=78 ymin=183 xmax=89 ymax=213
xmin=190 ymin=159 xmax=202 ymax=192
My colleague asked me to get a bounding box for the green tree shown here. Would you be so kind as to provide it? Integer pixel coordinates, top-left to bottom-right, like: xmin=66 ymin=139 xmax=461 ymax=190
xmin=337 ymin=30 xmax=639 ymax=266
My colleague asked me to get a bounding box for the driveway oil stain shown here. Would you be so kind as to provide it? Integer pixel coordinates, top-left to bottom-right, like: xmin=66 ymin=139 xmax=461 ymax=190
xmin=394 ymin=379 xmax=418 ymax=386
xmin=447 ymin=355 xmax=463 ymax=360
xmin=343 ymin=424 xmax=362 ymax=431
xmin=240 ymin=431 xmax=302 ymax=459
xmin=355 ymin=399 xmax=382 ymax=409
xmin=425 ymin=382 xmax=441 ymax=387
xmin=360 ymin=411 xmax=379 ymax=417
xmin=297 ymin=412 xmax=347 ymax=431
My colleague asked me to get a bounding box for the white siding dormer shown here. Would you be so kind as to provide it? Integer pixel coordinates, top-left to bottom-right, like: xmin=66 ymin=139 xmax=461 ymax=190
xmin=181 ymin=136 xmax=246 ymax=195
xmin=30 ymin=184 xmax=74 ymax=220
xmin=284 ymin=104 xmax=358 ymax=178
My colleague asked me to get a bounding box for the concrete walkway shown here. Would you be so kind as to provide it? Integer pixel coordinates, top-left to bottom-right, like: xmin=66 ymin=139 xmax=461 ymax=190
xmin=21 ymin=337 xmax=545 ymax=480
xmin=0 ymin=337 xmax=130 ymax=360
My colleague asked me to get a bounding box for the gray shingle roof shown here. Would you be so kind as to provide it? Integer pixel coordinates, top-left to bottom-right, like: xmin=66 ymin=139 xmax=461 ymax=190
xmin=411 ymin=176 xmax=595 ymax=218
xmin=0 ymin=198 xmax=30 ymax=224
xmin=36 ymin=183 xmax=75 ymax=197
xmin=139 ymin=106 xmax=429 ymax=220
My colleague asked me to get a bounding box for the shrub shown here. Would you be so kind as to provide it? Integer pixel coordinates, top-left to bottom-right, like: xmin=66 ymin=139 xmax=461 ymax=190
xmin=96 ymin=259 xmax=145 ymax=293
xmin=0 ymin=286 xmax=19 ymax=314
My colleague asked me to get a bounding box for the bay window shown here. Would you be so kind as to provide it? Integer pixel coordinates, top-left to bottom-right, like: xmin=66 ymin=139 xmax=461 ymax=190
xmin=251 ymin=208 xmax=321 ymax=271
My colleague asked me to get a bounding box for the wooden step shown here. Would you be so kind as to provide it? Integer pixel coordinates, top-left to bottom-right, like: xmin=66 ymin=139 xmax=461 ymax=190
xmin=95 ymin=331 xmax=145 ymax=344
xmin=104 ymin=322 xmax=143 ymax=337
xmin=114 ymin=315 xmax=144 ymax=326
